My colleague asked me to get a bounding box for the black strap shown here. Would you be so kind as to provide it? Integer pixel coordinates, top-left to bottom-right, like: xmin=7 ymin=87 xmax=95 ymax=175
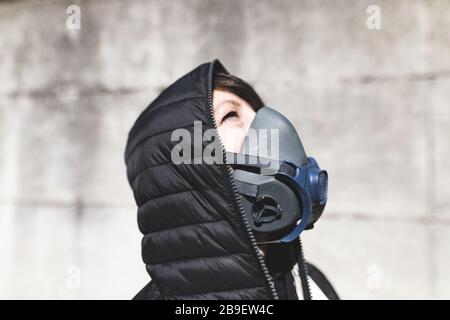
xmin=225 ymin=152 xmax=280 ymax=174
xmin=295 ymin=237 xmax=339 ymax=300
xmin=306 ymin=262 xmax=340 ymax=300
xmin=234 ymin=180 xmax=258 ymax=198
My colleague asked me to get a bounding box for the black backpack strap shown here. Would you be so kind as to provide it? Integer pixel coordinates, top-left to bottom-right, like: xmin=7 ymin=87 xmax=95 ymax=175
xmin=295 ymin=237 xmax=340 ymax=300
xmin=305 ymin=262 xmax=340 ymax=300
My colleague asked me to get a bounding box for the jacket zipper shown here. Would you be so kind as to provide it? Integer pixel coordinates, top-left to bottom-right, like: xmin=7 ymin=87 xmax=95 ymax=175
xmin=206 ymin=61 xmax=279 ymax=300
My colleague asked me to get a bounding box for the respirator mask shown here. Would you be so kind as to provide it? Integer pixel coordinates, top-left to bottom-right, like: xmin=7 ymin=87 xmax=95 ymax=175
xmin=226 ymin=107 xmax=328 ymax=244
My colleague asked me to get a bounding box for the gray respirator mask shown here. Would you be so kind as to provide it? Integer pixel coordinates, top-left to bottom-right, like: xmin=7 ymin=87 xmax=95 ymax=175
xmin=226 ymin=107 xmax=328 ymax=244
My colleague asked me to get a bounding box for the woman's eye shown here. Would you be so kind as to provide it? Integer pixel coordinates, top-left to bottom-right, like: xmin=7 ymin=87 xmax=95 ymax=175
xmin=222 ymin=111 xmax=238 ymax=123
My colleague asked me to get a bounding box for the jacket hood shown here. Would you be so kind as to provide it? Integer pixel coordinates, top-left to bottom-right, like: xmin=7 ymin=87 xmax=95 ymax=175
xmin=124 ymin=60 xmax=278 ymax=299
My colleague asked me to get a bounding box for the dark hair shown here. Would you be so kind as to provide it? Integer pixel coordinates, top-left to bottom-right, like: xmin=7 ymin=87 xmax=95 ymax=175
xmin=214 ymin=73 xmax=264 ymax=111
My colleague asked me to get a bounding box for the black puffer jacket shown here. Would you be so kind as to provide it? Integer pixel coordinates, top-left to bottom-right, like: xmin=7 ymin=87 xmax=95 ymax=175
xmin=125 ymin=60 xmax=299 ymax=300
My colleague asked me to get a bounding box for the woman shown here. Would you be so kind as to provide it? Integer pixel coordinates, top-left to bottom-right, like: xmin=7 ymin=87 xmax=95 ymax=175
xmin=125 ymin=60 xmax=328 ymax=300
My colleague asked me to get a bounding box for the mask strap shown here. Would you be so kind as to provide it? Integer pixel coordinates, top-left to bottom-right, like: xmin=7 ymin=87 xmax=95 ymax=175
xmin=225 ymin=152 xmax=280 ymax=174
xmin=234 ymin=180 xmax=258 ymax=198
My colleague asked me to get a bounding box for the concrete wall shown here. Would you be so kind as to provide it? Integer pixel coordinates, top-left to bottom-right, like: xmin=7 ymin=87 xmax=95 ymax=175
xmin=0 ymin=0 xmax=449 ymax=299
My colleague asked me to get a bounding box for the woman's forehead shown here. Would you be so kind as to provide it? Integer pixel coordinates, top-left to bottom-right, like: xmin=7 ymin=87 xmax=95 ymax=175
xmin=213 ymin=90 xmax=248 ymax=109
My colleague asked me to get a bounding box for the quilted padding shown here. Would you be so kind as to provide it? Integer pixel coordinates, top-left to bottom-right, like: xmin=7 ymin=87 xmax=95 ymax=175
xmin=125 ymin=60 xmax=275 ymax=300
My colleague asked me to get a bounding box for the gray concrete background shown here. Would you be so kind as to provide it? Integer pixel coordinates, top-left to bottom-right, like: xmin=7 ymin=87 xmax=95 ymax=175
xmin=0 ymin=0 xmax=449 ymax=299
